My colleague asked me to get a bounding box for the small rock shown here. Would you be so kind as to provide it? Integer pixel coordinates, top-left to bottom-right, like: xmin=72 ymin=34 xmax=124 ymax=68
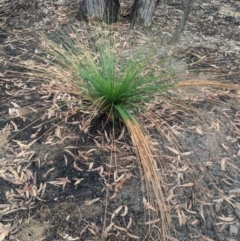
xmin=56 ymin=0 xmax=67 ymax=5
xmin=229 ymin=224 xmax=238 ymax=236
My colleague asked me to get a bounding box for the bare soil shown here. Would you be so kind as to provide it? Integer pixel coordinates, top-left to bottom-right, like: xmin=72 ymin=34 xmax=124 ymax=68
xmin=0 ymin=0 xmax=240 ymax=241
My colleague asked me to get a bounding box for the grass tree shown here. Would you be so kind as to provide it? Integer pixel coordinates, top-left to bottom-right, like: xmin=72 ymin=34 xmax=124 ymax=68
xmin=7 ymin=25 xmax=240 ymax=240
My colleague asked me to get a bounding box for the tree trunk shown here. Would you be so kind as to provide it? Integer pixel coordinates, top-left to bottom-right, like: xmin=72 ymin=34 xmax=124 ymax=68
xmin=131 ymin=0 xmax=160 ymax=27
xmin=78 ymin=0 xmax=120 ymax=24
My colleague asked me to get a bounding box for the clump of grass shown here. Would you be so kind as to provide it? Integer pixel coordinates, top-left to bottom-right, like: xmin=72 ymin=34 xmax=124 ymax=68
xmin=21 ymin=26 xmax=174 ymax=239
xmin=31 ymin=29 xmax=175 ymax=124
xmin=11 ymin=25 xmax=240 ymax=240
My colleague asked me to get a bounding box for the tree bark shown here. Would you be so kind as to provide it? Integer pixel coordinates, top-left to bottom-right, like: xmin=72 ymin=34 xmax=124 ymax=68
xmin=78 ymin=0 xmax=120 ymax=24
xmin=131 ymin=0 xmax=160 ymax=27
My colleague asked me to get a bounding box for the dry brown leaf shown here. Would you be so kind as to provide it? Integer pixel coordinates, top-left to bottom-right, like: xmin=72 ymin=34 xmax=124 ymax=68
xmin=126 ymin=217 xmax=132 ymax=230
xmin=88 ymin=162 xmax=94 ymax=170
xmin=178 ymin=165 xmax=189 ymax=172
xmin=226 ymin=161 xmax=240 ymax=173
xmin=113 ymin=224 xmax=127 ymax=232
xmin=199 ymin=204 xmax=205 ymax=222
xmin=111 ymin=206 xmax=124 ymax=220
xmin=42 ymin=167 xmax=55 ymax=178
xmin=64 ymin=148 xmax=77 ymax=158
xmin=201 ymin=234 xmax=215 ymax=241
xmin=166 ymin=146 xmax=179 ymax=155
xmin=196 ymin=199 xmax=212 ymax=206
xmin=0 ymin=223 xmax=11 ymax=241
xmin=85 ymin=198 xmax=100 ymax=206
xmin=28 ymin=106 xmax=37 ymax=113
xmin=13 ymin=139 xmax=37 ymax=150
xmin=181 ymin=210 xmax=187 ymax=225
xmin=64 ymin=154 xmax=68 ymax=166
xmin=119 ymin=155 xmax=136 ymax=161
xmin=41 ymin=183 xmax=47 ymax=198
xmin=120 ymin=205 xmax=128 ymax=217
xmin=104 ymin=130 xmax=110 ymax=143
xmin=190 ymin=219 xmax=199 ymax=226
xmin=143 ymin=197 xmax=157 ymax=212
xmin=180 ymin=183 xmax=194 ymax=187
xmin=1 ymin=173 xmax=23 ymax=185
xmin=73 ymin=161 xmax=83 ymax=172
xmin=115 ymin=177 xmax=127 ymax=189
xmin=55 ymin=126 xmax=63 ymax=139
xmin=177 ymin=209 xmax=187 ymax=226
xmin=145 ymin=219 xmax=160 ymax=225
xmin=166 ymin=188 xmax=174 ymax=201
xmin=48 ymin=177 xmax=71 ymax=189
xmin=0 ymin=124 xmax=10 ymax=147
xmin=222 ymin=178 xmax=233 ymax=186
xmin=28 ymin=185 xmax=37 ymax=197
xmin=126 ymin=232 xmax=141 ymax=239
xmin=102 ymin=222 xmax=114 ymax=237
xmin=16 ymin=183 xmax=37 ymax=198
xmin=195 ymin=126 xmax=203 ymax=135
xmin=31 ymin=127 xmax=42 ymax=139
xmin=116 ymin=126 xmax=125 ymax=141
xmin=181 ymin=151 xmax=193 ymax=156
xmin=110 ymin=191 xmax=117 ymax=200
xmin=218 ymin=215 xmax=235 ymax=222
xmin=10 ymin=121 xmax=18 ymax=131
xmin=214 ymin=198 xmax=223 ymax=213
xmin=114 ymin=173 xmax=125 ymax=183
xmin=221 ymin=158 xmax=226 ymax=171
xmin=73 ymin=178 xmax=84 ymax=187
xmin=221 ymin=143 xmax=229 ymax=150
xmin=94 ymin=139 xmax=102 ymax=148
xmin=59 ymin=233 xmax=79 ymax=240
xmin=79 ymin=224 xmax=89 ymax=236
xmin=11 ymin=101 xmax=21 ymax=108
xmin=9 ymin=108 xmax=25 ymax=120
xmin=185 ymin=208 xmax=197 ymax=214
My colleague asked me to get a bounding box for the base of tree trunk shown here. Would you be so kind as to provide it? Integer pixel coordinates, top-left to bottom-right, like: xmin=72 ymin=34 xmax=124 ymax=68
xmin=77 ymin=0 xmax=120 ymax=24
xmin=131 ymin=0 xmax=160 ymax=27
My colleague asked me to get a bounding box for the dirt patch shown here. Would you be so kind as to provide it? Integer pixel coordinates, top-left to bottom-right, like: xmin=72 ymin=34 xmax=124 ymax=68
xmin=15 ymin=219 xmax=46 ymax=241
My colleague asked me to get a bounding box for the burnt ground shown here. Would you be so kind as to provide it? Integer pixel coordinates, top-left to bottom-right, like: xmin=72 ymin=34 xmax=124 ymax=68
xmin=0 ymin=0 xmax=240 ymax=241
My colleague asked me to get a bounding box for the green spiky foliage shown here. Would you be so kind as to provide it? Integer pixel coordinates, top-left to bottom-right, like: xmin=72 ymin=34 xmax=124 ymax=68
xmin=24 ymin=27 xmax=175 ymax=240
xmin=36 ymin=30 xmax=175 ymax=126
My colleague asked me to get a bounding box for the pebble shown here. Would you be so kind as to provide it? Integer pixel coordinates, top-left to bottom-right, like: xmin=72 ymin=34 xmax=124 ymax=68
xmin=229 ymin=224 xmax=238 ymax=236
xmin=56 ymin=0 xmax=67 ymax=5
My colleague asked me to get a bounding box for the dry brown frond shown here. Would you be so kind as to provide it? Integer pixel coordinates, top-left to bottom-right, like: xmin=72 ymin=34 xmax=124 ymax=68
xmin=126 ymin=120 xmax=170 ymax=241
xmin=176 ymin=80 xmax=240 ymax=90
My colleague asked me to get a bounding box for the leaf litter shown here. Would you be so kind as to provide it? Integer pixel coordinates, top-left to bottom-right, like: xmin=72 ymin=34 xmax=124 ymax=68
xmin=0 ymin=0 xmax=240 ymax=240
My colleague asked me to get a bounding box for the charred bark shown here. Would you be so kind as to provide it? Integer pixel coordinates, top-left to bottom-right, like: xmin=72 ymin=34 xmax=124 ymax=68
xmin=131 ymin=0 xmax=160 ymax=27
xmin=77 ymin=0 xmax=120 ymax=24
